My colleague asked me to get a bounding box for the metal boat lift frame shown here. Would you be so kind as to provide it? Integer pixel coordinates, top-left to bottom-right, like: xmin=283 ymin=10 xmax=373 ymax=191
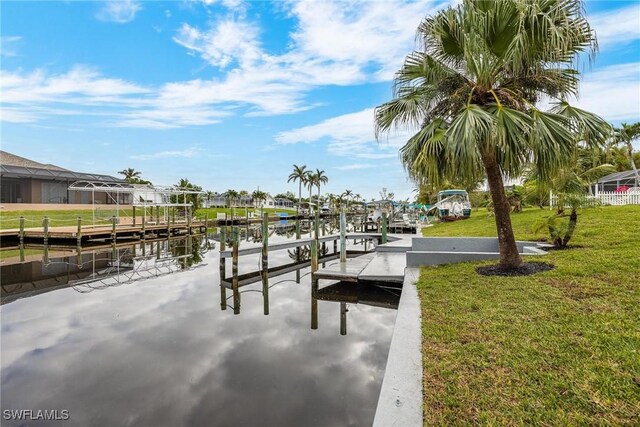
xmin=68 ymin=181 xmax=204 ymax=227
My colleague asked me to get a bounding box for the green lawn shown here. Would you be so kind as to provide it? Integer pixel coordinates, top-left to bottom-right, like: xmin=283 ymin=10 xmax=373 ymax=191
xmin=418 ymin=206 xmax=640 ymax=425
xmin=0 ymin=208 xmax=131 ymax=229
xmin=0 ymin=206 xmax=298 ymax=230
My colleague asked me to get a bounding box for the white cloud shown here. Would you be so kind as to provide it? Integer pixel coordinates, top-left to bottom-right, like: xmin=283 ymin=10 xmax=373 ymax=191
xmin=275 ymin=108 xmax=409 ymax=159
xmin=589 ymin=3 xmax=640 ymax=48
xmin=129 ymin=147 xmax=203 ymax=160
xmin=571 ymin=62 xmax=640 ymax=122
xmin=334 ymin=163 xmax=374 ymax=170
xmin=0 ymin=36 xmax=22 ymax=57
xmin=96 ymin=0 xmax=142 ymax=23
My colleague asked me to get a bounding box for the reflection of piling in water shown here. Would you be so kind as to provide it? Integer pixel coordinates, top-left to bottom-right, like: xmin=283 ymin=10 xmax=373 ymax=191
xmin=340 ymin=302 xmax=347 ymax=336
xmin=261 ymin=213 xmax=269 ymax=315
xmin=219 ymin=226 xmax=227 ymax=310
xmin=311 ymin=277 xmax=318 ymax=330
xmin=76 ymin=217 xmax=82 ymax=246
xmin=232 ymin=227 xmax=240 ymax=315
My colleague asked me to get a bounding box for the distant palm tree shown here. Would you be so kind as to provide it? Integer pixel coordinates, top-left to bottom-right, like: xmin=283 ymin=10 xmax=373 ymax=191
xmin=225 ymin=190 xmax=239 ymax=208
xmin=613 ymin=122 xmax=640 ymax=187
xmin=118 ymin=168 xmax=141 ymax=183
xmin=288 ymin=164 xmax=308 ymax=214
xmin=306 ymin=171 xmax=318 ymax=213
xmin=374 ymin=0 xmax=609 ymax=268
xmin=252 ymin=190 xmax=268 ymax=216
xmin=342 ymin=189 xmax=353 ymax=210
xmin=314 ymin=169 xmax=329 ymax=207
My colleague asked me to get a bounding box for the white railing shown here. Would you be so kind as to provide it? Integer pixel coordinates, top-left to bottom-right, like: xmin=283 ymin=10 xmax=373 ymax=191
xmin=550 ymin=189 xmax=640 ymax=208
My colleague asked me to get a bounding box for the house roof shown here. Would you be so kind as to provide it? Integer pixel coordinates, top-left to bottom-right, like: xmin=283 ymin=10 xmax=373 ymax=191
xmin=0 ymin=151 xmax=69 ymax=171
xmin=0 ymin=150 xmax=124 ymax=183
xmin=597 ymin=170 xmax=638 ymax=183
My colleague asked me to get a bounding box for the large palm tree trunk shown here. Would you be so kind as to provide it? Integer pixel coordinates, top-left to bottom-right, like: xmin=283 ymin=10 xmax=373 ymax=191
xmin=481 ymin=151 xmax=523 ymax=268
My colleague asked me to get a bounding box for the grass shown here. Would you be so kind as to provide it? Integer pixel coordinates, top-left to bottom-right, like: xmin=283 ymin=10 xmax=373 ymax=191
xmin=194 ymin=206 xmax=296 ymax=219
xmin=0 ymin=206 xmax=298 ymax=230
xmin=0 ymin=208 xmax=131 ymax=229
xmin=418 ymin=206 xmax=640 ymax=425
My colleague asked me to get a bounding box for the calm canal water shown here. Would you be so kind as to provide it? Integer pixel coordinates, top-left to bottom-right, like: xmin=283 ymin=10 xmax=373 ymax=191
xmin=1 ymin=222 xmax=399 ymax=426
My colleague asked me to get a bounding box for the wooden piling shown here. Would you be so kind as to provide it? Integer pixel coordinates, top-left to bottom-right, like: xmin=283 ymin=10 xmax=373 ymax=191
xmin=76 ymin=217 xmax=82 ymax=246
xmin=204 ymin=213 xmax=209 ymax=230
xmin=311 ymin=239 xmax=318 ymax=273
xmin=19 ymin=216 xmax=25 ymax=245
xmin=133 ymin=206 xmax=136 ymax=226
xmin=42 ymin=216 xmax=49 ymax=245
xmin=110 ymin=215 xmax=117 ymax=241
xmin=187 ymin=206 xmax=192 ymax=234
xmin=262 ymin=213 xmax=269 ymax=315
xmin=339 ymin=212 xmax=347 ymax=263
xmin=381 ymin=212 xmax=388 ymax=244
xmin=232 ymin=227 xmax=240 ymax=315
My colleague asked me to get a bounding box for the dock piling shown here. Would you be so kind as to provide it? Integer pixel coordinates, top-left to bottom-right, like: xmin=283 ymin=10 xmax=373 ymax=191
xmin=76 ymin=217 xmax=82 ymax=246
xmin=262 ymin=213 xmax=269 ymax=315
xmin=42 ymin=216 xmax=49 ymax=245
xmin=19 ymin=216 xmax=25 ymax=245
xmin=111 ymin=216 xmax=117 ymax=241
xmin=381 ymin=212 xmax=388 ymax=244
xmin=232 ymin=227 xmax=240 ymax=315
xmin=339 ymin=212 xmax=347 ymax=263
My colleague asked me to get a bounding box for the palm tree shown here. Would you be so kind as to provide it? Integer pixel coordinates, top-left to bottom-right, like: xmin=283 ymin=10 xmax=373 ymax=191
xmin=342 ymin=189 xmax=353 ymax=210
xmin=306 ymin=171 xmax=319 ymax=213
xmin=532 ymin=147 xmax=615 ymax=247
xmin=613 ymin=122 xmax=640 ymax=187
xmin=375 ymin=0 xmax=610 ymax=269
xmin=118 ymin=168 xmax=141 ymax=183
xmin=314 ymin=169 xmax=329 ymax=208
xmin=252 ymin=190 xmax=268 ymax=216
xmin=288 ymin=164 xmax=308 ymax=214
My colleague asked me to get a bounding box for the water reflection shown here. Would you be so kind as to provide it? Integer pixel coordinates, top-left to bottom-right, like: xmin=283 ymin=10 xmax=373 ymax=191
xmin=1 ymin=225 xmax=397 ymax=427
xmin=1 ymin=236 xmax=211 ymax=305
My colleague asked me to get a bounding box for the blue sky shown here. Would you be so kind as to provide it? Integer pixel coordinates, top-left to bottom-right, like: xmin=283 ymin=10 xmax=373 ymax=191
xmin=1 ymin=0 xmax=639 ymax=200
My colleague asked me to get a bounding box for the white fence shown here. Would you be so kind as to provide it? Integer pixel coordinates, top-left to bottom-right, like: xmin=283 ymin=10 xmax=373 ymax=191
xmin=550 ymin=189 xmax=640 ymax=208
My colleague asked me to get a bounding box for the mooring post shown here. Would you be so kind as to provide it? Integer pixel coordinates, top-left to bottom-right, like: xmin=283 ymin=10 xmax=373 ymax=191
xmin=187 ymin=206 xmax=192 ymax=235
xmin=232 ymin=226 xmax=240 ymax=315
xmin=219 ymin=227 xmax=227 ymax=310
xmin=76 ymin=244 xmax=82 ymax=267
xmin=381 ymin=212 xmax=388 ymax=244
xmin=42 ymin=216 xmax=49 ymax=246
xmin=340 ymin=212 xmax=347 ymax=263
xmin=19 ymin=216 xmax=25 ymax=245
xmin=314 ymin=209 xmax=320 ymax=240
xmin=204 ymin=213 xmax=209 ymax=230
xmin=43 ymin=244 xmax=49 ymax=264
xmin=295 ymin=215 xmax=301 ymax=264
xmin=76 ymin=217 xmax=82 ymax=246
xmin=141 ymin=215 xmax=146 ymax=240
xmin=111 ymin=215 xmax=117 ymax=242
xmin=262 ymin=213 xmax=269 ymax=315
xmin=340 ymin=302 xmax=347 ymax=336
xmin=132 ymin=206 xmax=136 ymax=226
xmin=311 ymin=277 xmax=318 ymax=330
xmin=311 ymin=239 xmax=318 ymax=273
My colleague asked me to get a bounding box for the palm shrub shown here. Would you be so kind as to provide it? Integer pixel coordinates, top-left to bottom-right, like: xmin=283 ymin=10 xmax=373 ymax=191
xmin=533 ymin=148 xmax=614 ymax=247
xmin=375 ymin=0 xmax=610 ymax=268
